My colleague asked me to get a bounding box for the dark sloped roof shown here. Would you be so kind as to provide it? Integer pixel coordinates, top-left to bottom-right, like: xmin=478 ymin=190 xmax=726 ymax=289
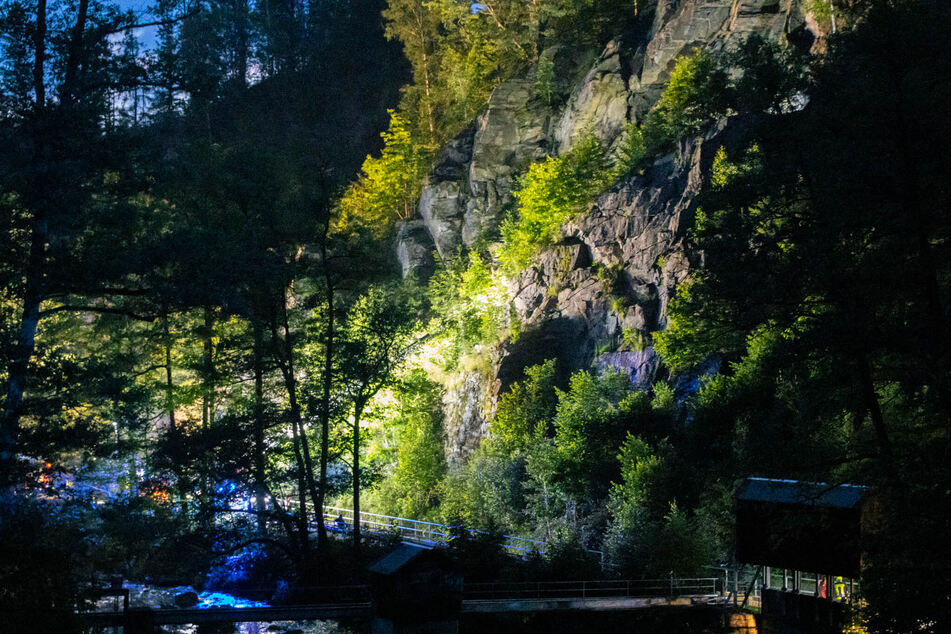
xmin=736 ymin=477 xmax=868 ymax=509
xmin=368 ymin=543 xmax=434 ymax=576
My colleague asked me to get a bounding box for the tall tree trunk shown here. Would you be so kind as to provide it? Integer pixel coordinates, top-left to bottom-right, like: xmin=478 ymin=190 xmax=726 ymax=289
xmin=289 ymin=415 xmax=310 ymax=541
xmin=276 ymin=298 xmax=320 ymax=538
xmin=0 ymin=219 xmax=46 ymax=488
xmin=234 ymin=0 xmax=249 ymax=87
xmin=413 ymin=9 xmax=435 ymax=144
xmin=200 ymin=306 xmax=215 ymax=517
xmin=163 ymin=315 xmax=190 ymax=516
xmin=857 ymin=355 xmax=897 ymax=483
xmin=33 ymin=0 xmax=46 ymax=107
xmin=164 ymin=317 xmax=176 ymax=436
xmin=252 ymin=321 xmax=268 ymax=534
xmin=0 ymin=0 xmax=49 ymax=491
xmin=352 ymin=404 xmax=362 ymax=557
xmin=314 ymin=264 xmax=333 ymax=549
xmin=62 ymin=0 xmax=89 ymax=106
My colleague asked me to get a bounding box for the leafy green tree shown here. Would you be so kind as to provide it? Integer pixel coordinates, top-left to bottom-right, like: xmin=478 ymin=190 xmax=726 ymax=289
xmin=337 ymin=284 xmax=420 ymax=553
xmin=336 ymin=110 xmax=429 ymax=238
xmin=378 ymin=370 xmax=446 ymax=518
xmin=427 ymin=251 xmax=514 ymax=368
xmin=490 ymin=359 xmax=558 ymax=454
xmin=550 ymin=369 xmax=633 ymax=498
xmin=612 ymin=122 xmax=646 ymax=180
xmin=604 ymin=436 xmax=712 ymax=578
xmin=640 ymin=49 xmax=729 ymax=154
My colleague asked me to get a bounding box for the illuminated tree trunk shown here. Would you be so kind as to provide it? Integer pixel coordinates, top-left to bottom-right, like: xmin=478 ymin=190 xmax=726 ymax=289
xmin=352 ymin=404 xmax=362 ymax=556
xmin=200 ymin=306 xmax=216 ymax=517
xmin=0 ymin=221 xmax=45 ymax=488
xmin=163 ymin=314 xmax=192 ymax=517
xmin=252 ymin=322 xmax=268 ymax=534
xmin=273 ymin=292 xmax=316 ymax=543
xmin=314 ymin=236 xmax=333 ymax=549
xmin=857 ymin=355 xmax=896 ymax=483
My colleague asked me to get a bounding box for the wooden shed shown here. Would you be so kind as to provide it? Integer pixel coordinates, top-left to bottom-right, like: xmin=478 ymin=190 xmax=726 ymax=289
xmin=735 ymin=477 xmax=869 ymax=577
xmin=368 ymin=543 xmax=463 ymax=623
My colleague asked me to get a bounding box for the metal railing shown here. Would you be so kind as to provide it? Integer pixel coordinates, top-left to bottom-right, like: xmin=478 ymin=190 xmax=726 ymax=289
xmin=320 ymin=505 xmax=556 ymax=557
xmin=463 ymin=577 xmax=720 ymax=602
xmin=230 ymin=500 xmax=605 ymax=560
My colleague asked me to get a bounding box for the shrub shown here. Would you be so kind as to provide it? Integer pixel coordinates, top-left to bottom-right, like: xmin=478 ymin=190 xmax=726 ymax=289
xmin=491 ymin=360 xmax=558 ymax=454
xmin=499 ymin=135 xmax=611 ymax=274
xmin=612 ymin=122 xmax=647 ymax=180
xmin=622 ymin=327 xmax=648 ymax=351
xmin=611 ymin=296 xmax=631 ymax=315
xmin=535 ymin=51 xmax=556 ymax=105
xmin=427 ymin=251 xmax=514 ymax=369
xmin=641 ymin=50 xmax=729 ymax=155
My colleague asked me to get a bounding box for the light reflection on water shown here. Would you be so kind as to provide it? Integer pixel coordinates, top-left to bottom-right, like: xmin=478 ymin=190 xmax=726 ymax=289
xmin=196 ymin=591 xmax=269 ymax=609
xmin=158 ymin=622 xmax=346 ymax=634
xmin=117 ymin=586 xmax=348 ymax=633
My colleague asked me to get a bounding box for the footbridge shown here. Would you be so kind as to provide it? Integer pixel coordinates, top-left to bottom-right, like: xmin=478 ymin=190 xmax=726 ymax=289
xmin=317 ymin=505 xmax=604 ymax=559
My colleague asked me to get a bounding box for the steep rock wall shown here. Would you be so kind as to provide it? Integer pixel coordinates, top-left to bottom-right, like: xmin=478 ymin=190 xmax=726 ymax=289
xmin=398 ymin=0 xmax=813 ymax=461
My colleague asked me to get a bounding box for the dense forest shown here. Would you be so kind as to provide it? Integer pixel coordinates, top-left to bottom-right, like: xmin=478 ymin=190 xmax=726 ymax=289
xmin=1 ymin=0 xmax=950 ymax=632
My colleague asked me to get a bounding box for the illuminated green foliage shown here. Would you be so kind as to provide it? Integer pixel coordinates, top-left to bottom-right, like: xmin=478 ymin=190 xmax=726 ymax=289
xmin=535 ymin=51 xmax=556 ymax=105
xmin=499 ymin=135 xmax=611 ymax=274
xmin=336 ymin=110 xmax=429 ymax=238
xmin=490 ymin=359 xmax=557 ymax=454
xmin=641 ymin=49 xmax=729 ymax=154
xmin=427 ymin=251 xmax=514 ymax=369
xmin=374 ymin=370 xmax=447 ymax=519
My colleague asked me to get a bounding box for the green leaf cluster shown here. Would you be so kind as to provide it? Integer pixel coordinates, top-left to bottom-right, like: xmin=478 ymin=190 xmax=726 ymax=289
xmin=336 ymin=110 xmax=430 ymax=238
xmin=427 ymin=251 xmax=514 ymax=369
xmin=369 ymin=370 xmax=447 ymax=520
xmin=641 ymin=49 xmax=729 ymax=155
xmin=499 ymin=135 xmax=611 ymax=274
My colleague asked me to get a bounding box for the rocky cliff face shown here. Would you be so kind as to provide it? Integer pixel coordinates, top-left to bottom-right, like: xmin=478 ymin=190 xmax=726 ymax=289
xmin=398 ymin=0 xmax=814 ymax=462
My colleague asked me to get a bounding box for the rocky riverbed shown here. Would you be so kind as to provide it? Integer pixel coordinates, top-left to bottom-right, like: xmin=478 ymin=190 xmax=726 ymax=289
xmin=93 ymin=584 xmax=348 ymax=634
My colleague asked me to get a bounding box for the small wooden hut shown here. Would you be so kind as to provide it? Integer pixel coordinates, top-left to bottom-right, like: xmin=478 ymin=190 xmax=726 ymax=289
xmin=368 ymin=543 xmax=463 ymax=624
xmin=736 ymin=477 xmax=869 ymax=577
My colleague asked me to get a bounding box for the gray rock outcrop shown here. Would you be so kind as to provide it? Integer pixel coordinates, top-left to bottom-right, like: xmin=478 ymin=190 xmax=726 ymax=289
xmin=506 ymin=120 xmax=737 ymax=390
xmin=555 ymin=39 xmax=633 ymax=153
xmin=395 ymin=220 xmax=436 ymax=280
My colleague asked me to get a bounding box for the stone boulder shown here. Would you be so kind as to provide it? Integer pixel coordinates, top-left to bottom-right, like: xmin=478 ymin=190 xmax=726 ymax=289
xmin=395 ymin=220 xmax=436 ymax=281
xmin=418 ymin=180 xmax=467 ymax=258
xmin=173 ymin=590 xmax=200 ymax=608
xmin=594 ymin=348 xmax=663 ymax=389
xmin=555 ymin=39 xmax=633 ymax=153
